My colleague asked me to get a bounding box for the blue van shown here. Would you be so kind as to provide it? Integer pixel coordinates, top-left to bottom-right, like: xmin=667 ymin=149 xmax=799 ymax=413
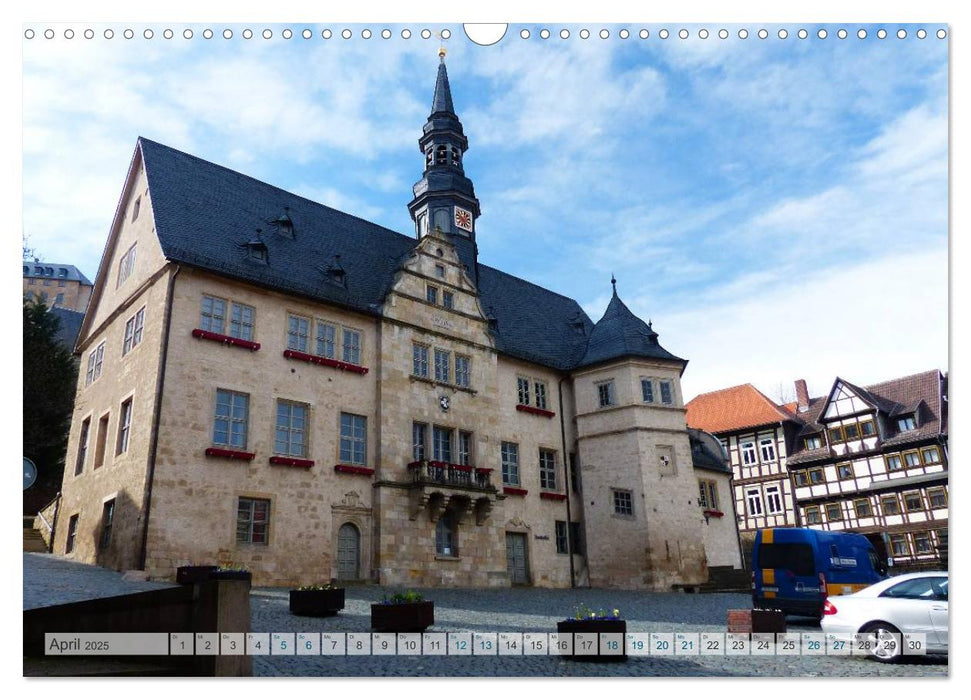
xmin=752 ymin=528 xmax=887 ymax=618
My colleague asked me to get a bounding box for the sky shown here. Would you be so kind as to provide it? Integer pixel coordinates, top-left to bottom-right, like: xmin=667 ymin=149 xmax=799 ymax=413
xmin=20 ymin=20 xmax=949 ymax=404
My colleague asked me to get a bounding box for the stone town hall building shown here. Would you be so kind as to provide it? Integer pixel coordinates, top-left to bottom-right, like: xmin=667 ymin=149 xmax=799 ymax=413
xmin=52 ymin=56 xmax=741 ymax=589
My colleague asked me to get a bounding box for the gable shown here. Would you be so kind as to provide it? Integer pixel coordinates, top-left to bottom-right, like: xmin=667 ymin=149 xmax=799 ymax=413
xmin=821 ymin=380 xmax=876 ymax=420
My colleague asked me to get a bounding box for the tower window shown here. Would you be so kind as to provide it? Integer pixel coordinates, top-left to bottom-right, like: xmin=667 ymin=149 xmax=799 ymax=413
xmin=436 ymin=145 xmax=447 ymax=165
xmin=450 ymin=147 xmax=461 ymax=166
xmin=425 ymin=149 xmax=434 ymax=168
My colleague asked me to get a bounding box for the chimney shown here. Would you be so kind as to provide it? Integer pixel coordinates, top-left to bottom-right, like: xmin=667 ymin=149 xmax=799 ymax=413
xmin=795 ymin=379 xmax=810 ymax=413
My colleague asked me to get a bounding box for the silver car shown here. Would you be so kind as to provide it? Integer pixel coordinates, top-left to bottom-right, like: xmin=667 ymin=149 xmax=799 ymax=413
xmin=820 ymin=571 xmax=948 ymax=661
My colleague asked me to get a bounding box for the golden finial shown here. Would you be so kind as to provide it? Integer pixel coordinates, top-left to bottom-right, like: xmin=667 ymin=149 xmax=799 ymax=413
xmin=438 ymin=30 xmax=447 ymax=60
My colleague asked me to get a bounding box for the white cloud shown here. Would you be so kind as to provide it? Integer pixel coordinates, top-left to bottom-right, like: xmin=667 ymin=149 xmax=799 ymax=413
xmin=661 ymin=247 xmax=948 ymax=402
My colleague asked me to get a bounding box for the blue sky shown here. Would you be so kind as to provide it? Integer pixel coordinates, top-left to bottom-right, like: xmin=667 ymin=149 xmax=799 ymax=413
xmin=21 ymin=21 xmax=949 ymax=401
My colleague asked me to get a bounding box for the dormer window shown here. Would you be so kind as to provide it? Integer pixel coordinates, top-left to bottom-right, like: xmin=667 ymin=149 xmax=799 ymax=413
xmin=58 ymin=268 xmax=68 ymax=277
xmin=804 ymin=435 xmax=822 ymax=450
xmin=897 ymin=415 xmax=917 ymax=432
xmin=245 ymin=230 xmax=268 ymax=264
xmin=274 ymin=207 xmax=294 ymax=238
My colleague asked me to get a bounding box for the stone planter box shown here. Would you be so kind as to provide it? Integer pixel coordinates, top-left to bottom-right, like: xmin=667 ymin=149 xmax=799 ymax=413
xmin=370 ymin=601 xmax=434 ymax=632
xmin=727 ymin=608 xmax=787 ymax=634
xmin=289 ymin=589 xmax=346 ymax=617
xmin=176 ymin=565 xmax=219 ymax=585
xmin=556 ymin=619 xmax=627 ymax=661
xmin=212 ymin=569 xmax=253 ymax=583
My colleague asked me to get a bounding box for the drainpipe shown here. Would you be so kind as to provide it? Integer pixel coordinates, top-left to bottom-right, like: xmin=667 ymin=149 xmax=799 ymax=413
xmin=138 ymin=264 xmax=180 ymax=571
xmin=558 ymin=376 xmax=576 ymax=588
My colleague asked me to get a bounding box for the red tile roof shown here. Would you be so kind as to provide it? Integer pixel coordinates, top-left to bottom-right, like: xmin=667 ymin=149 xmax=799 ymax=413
xmin=686 ymin=384 xmax=793 ymax=434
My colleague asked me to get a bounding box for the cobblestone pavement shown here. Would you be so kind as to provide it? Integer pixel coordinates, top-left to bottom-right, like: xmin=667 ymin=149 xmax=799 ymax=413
xmin=22 ymin=555 xmax=948 ymax=677
xmin=250 ymin=585 xmax=949 ymax=678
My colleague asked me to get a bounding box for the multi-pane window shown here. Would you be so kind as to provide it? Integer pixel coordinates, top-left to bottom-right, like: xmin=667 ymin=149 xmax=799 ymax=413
xmin=741 ymin=442 xmax=757 ymax=466
xmin=65 ymin=514 xmax=79 ymax=554
xmin=804 ymin=435 xmax=822 ymax=450
xmin=854 ymin=499 xmax=873 ymax=518
xmin=804 ymin=506 xmax=821 ymax=525
xmin=825 ymin=503 xmax=842 ymax=521
xmin=86 ymin=342 xmax=105 ymax=385
xmin=75 ymin=418 xmax=90 ymax=476
xmin=535 ymin=382 xmax=548 ymax=410
xmin=539 ymin=449 xmax=557 ymax=491
xmin=881 ymin=495 xmax=901 ymax=516
xmin=904 ymin=492 xmax=924 ymax=512
xmin=442 ymin=291 xmax=454 ymax=310
xmin=659 ymin=380 xmax=673 ymax=405
xmin=426 ymin=286 xmax=439 ymax=305
xmin=213 ymin=389 xmax=249 ymax=449
xmin=117 ymin=243 xmax=137 ymax=286
xmin=413 ymin=343 xmax=429 ymax=377
xmin=501 ymin=441 xmax=519 ymax=485
xmin=455 ymin=355 xmax=471 ymax=388
xmin=904 ymin=451 xmax=921 ymax=468
xmin=434 ymin=349 xmax=451 ymax=383
xmin=436 ymin=514 xmax=456 ymax=556
xmin=597 ymin=381 xmax=616 ymax=408
xmin=236 ymin=497 xmax=270 ymax=545
xmin=200 ymin=295 xmax=227 ymax=333
xmin=342 ymin=329 xmax=361 ymax=364
xmin=860 ymin=420 xmax=876 ymax=436
xmin=913 ymin=531 xmax=933 ymax=554
xmin=116 ymin=399 xmax=133 ymax=455
xmin=123 ymin=307 xmax=146 ymax=355
xmin=641 ymin=378 xmax=655 ymax=403
xmin=433 ymin=425 xmax=453 ymax=463
xmin=316 ymin=322 xmax=337 ymax=358
xmin=793 ymin=470 xmax=808 ymax=486
xmin=698 ymin=480 xmax=718 ymax=510
xmin=746 ymin=488 xmax=764 ymax=516
xmin=886 ymin=455 xmax=903 ymax=471
xmin=230 ymin=303 xmax=255 ymax=341
xmin=613 ymin=489 xmax=634 ymax=516
xmin=889 ymin=534 xmax=909 ymax=557
xmin=843 ymin=423 xmax=860 ymax=440
xmin=94 ymin=414 xmax=110 ymax=468
xmin=275 ymin=400 xmax=308 ymax=457
xmin=339 ymin=413 xmax=367 ymax=465
xmin=287 ymin=314 xmax=310 ymax=352
xmin=759 ymin=438 xmax=777 ymax=462
xmin=837 ymin=463 xmax=853 ymax=480
xmin=569 ymin=522 xmax=584 ymax=555
xmin=897 ymin=415 xmax=917 ymax=432
xmin=827 ymin=427 xmax=843 ymax=444
xmin=458 ymin=431 xmax=473 ymax=466
xmin=412 ymin=422 xmax=428 ymax=461
xmin=555 ymin=521 xmax=569 ymax=554
xmin=517 ymin=377 xmax=530 ymax=406
xmin=764 ymin=485 xmax=783 ymax=514
xmin=927 ymin=487 xmax=947 ymax=508
xmin=808 ymin=468 xmax=825 ymax=484
xmin=100 ymin=499 xmax=115 ymax=550
xmin=921 ymin=446 xmax=941 ymax=464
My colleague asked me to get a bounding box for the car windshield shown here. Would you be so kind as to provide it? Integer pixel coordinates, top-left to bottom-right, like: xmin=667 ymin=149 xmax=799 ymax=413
xmin=881 ymin=576 xmax=947 ymax=600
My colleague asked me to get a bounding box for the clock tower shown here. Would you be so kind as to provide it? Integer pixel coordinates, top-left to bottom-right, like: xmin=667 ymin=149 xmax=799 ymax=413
xmin=407 ymin=50 xmax=482 ymax=283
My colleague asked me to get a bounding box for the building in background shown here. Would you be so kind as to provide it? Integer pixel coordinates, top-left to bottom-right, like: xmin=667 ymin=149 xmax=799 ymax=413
xmin=50 ymin=55 xmax=738 ymax=590
xmin=23 ymin=261 xmax=93 ymax=312
xmin=687 ymin=371 xmax=948 ymax=570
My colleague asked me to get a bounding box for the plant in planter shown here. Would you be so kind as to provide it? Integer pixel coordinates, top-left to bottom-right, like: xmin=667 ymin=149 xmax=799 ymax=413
xmin=370 ymin=590 xmax=434 ymax=632
xmin=556 ymin=603 xmax=627 ymax=661
xmin=175 ymin=564 xmax=219 ymax=585
xmin=211 ymin=563 xmax=253 ymax=582
xmin=289 ymin=582 xmax=346 ymax=617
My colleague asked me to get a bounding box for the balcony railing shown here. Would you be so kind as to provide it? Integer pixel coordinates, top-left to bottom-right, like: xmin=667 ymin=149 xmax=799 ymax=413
xmin=407 ymin=461 xmax=494 ymax=490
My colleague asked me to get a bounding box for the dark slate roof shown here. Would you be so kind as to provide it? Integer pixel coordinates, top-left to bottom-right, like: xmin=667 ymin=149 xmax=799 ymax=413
xmin=23 ymin=261 xmax=93 ymax=286
xmin=688 ymin=428 xmax=731 ymax=474
xmin=431 ymin=58 xmax=455 ymax=116
xmin=577 ymin=289 xmax=684 ymax=369
xmin=49 ymin=307 xmax=85 ymax=350
xmin=787 ymin=370 xmax=946 ymax=466
xmin=139 ymin=137 xmax=594 ymax=371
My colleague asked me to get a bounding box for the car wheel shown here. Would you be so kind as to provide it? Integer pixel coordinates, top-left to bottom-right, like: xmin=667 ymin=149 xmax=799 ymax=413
xmin=860 ymin=622 xmax=903 ymax=663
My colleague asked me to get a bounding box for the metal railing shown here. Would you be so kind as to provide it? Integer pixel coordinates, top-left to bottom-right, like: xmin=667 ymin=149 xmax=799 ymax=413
xmin=407 ymin=461 xmax=494 ymax=490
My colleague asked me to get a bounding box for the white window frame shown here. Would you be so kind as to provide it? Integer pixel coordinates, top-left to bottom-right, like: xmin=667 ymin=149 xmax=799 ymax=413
xmin=745 ymin=487 xmax=764 ymax=516
xmin=764 ymin=484 xmax=784 ymax=514
xmin=759 ymin=437 xmax=777 ymax=463
xmin=229 ymin=302 xmax=255 ymax=341
xmin=274 ymin=399 xmax=309 ymax=458
xmin=413 ymin=343 xmax=429 ymax=378
xmin=455 ymin=355 xmax=471 ymax=388
xmin=517 ymin=376 xmax=530 ymax=406
xmin=116 ymin=398 xmax=133 ymax=455
xmin=86 ymin=342 xmax=105 ymax=386
xmin=539 ymin=448 xmax=557 ymax=490
xmin=741 ymin=441 xmax=757 ymax=466
xmin=287 ymin=314 xmax=311 ymax=352
xmin=434 ymin=348 xmax=451 ymax=383
xmin=339 ymin=413 xmax=367 ymax=465
xmin=597 ymin=381 xmax=616 ymax=408
xmin=641 ymin=378 xmax=655 ymax=403
xmin=200 ymin=295 xmax=227 ymax=334
xmin=501 ymin=441 xmax=520 ymax=486
xmin=213 ymin=389 xmax=249 ymax=449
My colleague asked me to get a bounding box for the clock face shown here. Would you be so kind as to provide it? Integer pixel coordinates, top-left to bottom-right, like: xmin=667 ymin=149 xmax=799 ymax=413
xmin=439 ymin=395 xmax=450 ymax=411
xmin=454 ymin=206 xmax=473 ymax=233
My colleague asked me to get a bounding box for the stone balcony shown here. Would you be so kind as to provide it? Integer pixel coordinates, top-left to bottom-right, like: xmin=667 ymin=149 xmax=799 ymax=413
xmin=406 ymin=461 xmax=497 ymax=524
